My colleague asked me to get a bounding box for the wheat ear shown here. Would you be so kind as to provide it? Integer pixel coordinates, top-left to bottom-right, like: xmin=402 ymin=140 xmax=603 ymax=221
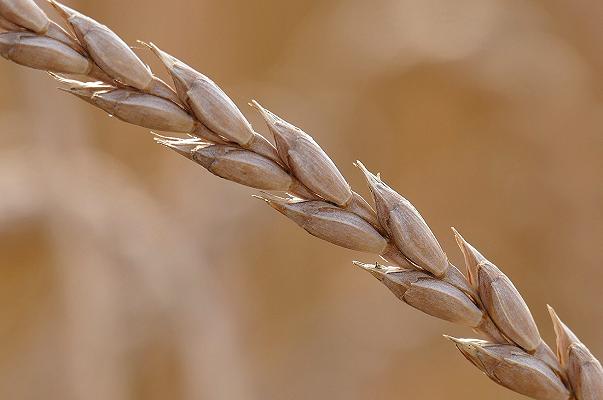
xmin=1 ymin=1 xmax=601 ymax=399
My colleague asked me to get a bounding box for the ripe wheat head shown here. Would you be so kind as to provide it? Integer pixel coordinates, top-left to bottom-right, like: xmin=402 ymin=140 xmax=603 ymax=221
xmin=1 ymin=1 xmax=601 ymax=398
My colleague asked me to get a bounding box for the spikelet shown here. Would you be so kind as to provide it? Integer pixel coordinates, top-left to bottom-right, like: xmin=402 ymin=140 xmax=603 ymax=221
xmin=252 ymin=101 xmax=353 ymax=207
xmin=147 ymin=43 xmax=281 ymax=164
xmin=356 ymin=262 xmax=483 ymax=327
xmin=447 ymin=337 xmax=571 ymax=400
xmin=356 ymin=161 xmax=448 ymax=277
xmin=49 ymin=2 xmax=179 ymax=103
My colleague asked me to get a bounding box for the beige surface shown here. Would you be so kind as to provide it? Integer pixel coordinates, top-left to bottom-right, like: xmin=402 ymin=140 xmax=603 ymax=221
xmin=0 ymin=0 xmax=601 ymax=399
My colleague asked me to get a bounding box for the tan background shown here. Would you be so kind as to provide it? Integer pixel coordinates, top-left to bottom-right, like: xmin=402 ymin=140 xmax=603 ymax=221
xmin=0 ymin=0 xmax=602 ymax=399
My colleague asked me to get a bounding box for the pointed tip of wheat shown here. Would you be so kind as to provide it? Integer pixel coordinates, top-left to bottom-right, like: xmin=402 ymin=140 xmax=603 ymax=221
xmin=58 ymin=86 xmax=92 ymax=100
xmin=354 ymin=160 xmax=374 ymax=178
xmin=47 ymin=71 xmax=63 ymax=81
xmin=254 ymin=191 xmax=287 ymax=202
xmin=443 ymin=336 xmax=485 ymax=348
xmin=136 ymin=40 xmax=151 ymax=49
xmin=248 ymin=100 xmax=263 ymax=115
xmin=254 ymin=192 xmax=304 ymax=213
xmin=54 ymin=77 xmax=112 ymax=101
xmin=49 ymin=73 xmax=109 ymax=89
xmin=136 ymin=41 xmax=155 ymax=61
xmin=154 ymin=141 xmax=192 ymax=158
xmin=547 ymin=305 xmax=580 ymax=347
xmin=151 ymin=132 xmax=205 ymax=144
xmin=353 ymin=260 xmax=388 ymax=282
xmin=147 ymin=42 xmax=178 ymax=70
xmin=547 ymin=305 xmax=563 ymax=338
xmin=354 ymin=160 xmax=382 ymax=193
xmin=352 ymin=260 xmax=373 ymax=270
xmin=442 ymin=336 xmax=479 ymax=353
xmin=48 ymin=0 xmax=75 ymax=19
xmin=353 ymin=261 xmax=403 ymax=280
xmin=451 ymin=226 xmax=466 ymax=248
xmin=253 ymin=192 xmax=284 ymax=211
xmin=443 ymin=334 xmax=460 ymax=343
xmin=152 ymin=134 xmax=208 ymax=159
xmin=250 ymin=99 xmax=279 ymax=126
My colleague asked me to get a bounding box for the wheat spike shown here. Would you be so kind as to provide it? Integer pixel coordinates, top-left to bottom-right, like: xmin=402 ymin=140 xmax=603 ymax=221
xmin=0 ymin=1 xmax=600 ymax=398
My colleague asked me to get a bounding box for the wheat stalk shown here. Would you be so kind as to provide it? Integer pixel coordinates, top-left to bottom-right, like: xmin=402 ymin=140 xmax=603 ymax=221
xmin=1 ymin=1 xmax=601 ymax=399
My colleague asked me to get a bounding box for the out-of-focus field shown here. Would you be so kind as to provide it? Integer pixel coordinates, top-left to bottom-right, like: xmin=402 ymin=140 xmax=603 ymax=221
xmin=0 ymin=1 xmax=601 ymax=399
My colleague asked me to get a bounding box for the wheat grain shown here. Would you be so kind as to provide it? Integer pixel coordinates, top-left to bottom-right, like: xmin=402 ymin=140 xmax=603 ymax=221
xmin=0 ymin=1 xmax=601 ymax=399
xmin=0 ymin=0 xmax=48 ymax=33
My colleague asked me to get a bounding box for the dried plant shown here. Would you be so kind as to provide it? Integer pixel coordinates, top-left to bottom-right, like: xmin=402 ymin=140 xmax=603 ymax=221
xmin=1 ymin=1 xmax=601 ymax=399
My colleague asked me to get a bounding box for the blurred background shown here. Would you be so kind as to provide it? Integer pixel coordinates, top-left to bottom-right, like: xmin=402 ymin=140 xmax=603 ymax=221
xmin=0 ymin=0 xmax=602 ymax=399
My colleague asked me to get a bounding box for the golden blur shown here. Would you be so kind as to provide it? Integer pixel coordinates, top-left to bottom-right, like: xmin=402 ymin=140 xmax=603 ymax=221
xmin=0 ymin=0 xmax=601 ymax=399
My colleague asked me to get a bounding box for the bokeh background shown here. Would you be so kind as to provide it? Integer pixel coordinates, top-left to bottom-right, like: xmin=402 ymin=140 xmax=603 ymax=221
xmin=0 ymin=0 xmax=602 ymax=399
